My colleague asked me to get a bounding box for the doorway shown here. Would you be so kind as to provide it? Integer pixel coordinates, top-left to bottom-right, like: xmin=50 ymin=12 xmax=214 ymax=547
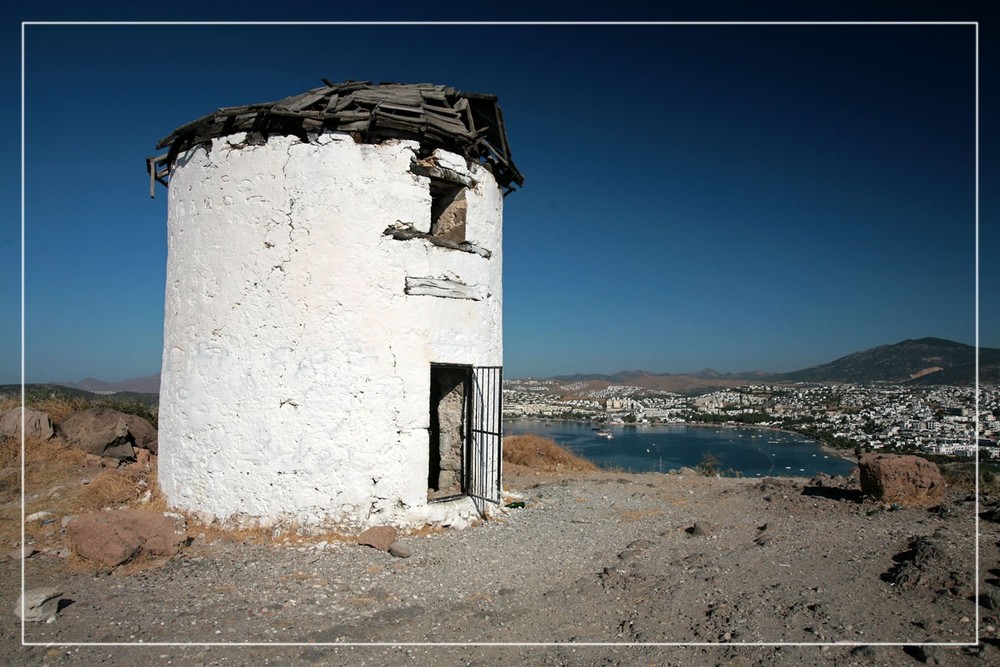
xmin=428 ymin=364 xmax=470 ymax=501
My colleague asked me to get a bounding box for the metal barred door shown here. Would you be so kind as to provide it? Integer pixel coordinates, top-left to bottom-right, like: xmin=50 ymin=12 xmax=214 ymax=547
xmin=467 ymin=365 xmax=503 ymax=508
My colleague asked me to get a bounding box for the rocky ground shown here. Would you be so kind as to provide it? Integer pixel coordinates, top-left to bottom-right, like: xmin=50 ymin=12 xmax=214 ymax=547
xmin=2 ymin=462 xmax=998 ymax=666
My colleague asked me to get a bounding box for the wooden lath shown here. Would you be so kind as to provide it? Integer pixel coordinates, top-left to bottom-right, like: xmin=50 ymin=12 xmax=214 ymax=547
xmin=147 ymin=80 xmax=523 ymax=197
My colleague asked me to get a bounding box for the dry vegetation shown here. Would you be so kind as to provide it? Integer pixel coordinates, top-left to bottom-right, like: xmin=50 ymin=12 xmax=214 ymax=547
xmin=0 ymin=394 xmax=167 ymax=552
xmin=503 ymin=434 xmax=598 ymax=472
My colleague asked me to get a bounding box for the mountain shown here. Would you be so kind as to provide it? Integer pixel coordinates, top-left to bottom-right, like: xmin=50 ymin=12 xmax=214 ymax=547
xmin=548 ymin=370 xmax=747 ymax=394
xmin=772 ymin=337 xmax=995 ymax=385
xmin=61 ymin=374 xmax=161 ymax=394
xmin=542 ymin=337 xmax=995 ymax=388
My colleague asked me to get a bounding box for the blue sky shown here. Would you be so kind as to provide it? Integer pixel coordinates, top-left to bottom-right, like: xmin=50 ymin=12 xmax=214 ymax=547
xmin=4 ymin=4 xmax=996 ymax=383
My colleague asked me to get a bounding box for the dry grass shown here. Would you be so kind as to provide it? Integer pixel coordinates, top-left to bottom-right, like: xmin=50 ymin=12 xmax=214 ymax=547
xmin=24 ymin=396 xmax=94 ymax=424
xmin=73 ymin=466 xmax=146 ymax=511
xmin=503 ymin=434 xmax=598 ymax=472
xmin=0 ymin=435 xmax=18 ymax=470
xmin=6 ymin=434 xmax=165 ymax=545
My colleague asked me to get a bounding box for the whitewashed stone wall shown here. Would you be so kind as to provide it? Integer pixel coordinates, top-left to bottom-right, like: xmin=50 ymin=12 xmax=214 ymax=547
xmin=158 ymin=132 xmax=503 ymax=529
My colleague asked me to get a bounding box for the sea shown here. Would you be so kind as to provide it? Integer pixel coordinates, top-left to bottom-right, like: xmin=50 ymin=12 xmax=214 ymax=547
xmin=503 ymin=420 xmax=857 ymax=478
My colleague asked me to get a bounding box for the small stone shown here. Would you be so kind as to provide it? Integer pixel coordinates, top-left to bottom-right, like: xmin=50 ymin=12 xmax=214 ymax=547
xmin=388 ymin=542 xmax=411 ymax=559
xmin=14 ymin=588 xmax=63 ymax=622
xmin=357 ymin=526 xmax=396 ymax=551
xmin=686 ymin=522 xmax=711 ymax=536
xmin=26 ymin=511 xmax=53 ymax=523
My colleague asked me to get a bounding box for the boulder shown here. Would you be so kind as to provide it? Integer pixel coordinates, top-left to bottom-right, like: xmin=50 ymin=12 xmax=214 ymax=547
xmin=14 ymin=588 xmax=63 ymax=623
xmin=357 ymin=526 xmax=396 ymax=551
xmin=66 ymin=509 xmax=186 ymax=568
xmin=58 ymin=407 xmax=158 ymax=458
xmin=858 ymin=453 xmax=945 ymax=507
xmin=0 ymin=407 xmax=54 ymax=441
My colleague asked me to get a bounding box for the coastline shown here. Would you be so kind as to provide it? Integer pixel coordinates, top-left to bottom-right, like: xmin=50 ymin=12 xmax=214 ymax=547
xmin=505 ymin=418 xmax=859 ymax=475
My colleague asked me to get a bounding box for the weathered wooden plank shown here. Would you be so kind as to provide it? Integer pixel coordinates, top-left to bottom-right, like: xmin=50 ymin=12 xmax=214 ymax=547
xmin=338 ymin=120 xmax=370 ymax=132
xmin=404 ymin=276 xmax=486 ymax=301
xmin=371 ymin=117 xmax=424 ymax=134
xmin=352 ymin=88 xmax=423 ymax=106
xmin=329 ymin=110 xmax=371 ymax=122
xmin=373 ymin=102 xmax=424 ymax=117
xmin=333 ymin=94 xmax=355 ymax=112
xmin=383 ymin=225 xmax=492 ymax=258
xmin=425 ymin=114 xmax=471 ymax=136
xmin=422 ymin=104 xmax=462 ymax=119
xmin=277 ymin=89 xmax=330 ymax=111
xmin=408 ymin=161 xmax=477 ymax=188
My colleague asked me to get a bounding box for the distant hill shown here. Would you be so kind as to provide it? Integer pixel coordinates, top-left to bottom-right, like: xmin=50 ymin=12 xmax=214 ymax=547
xmin=549 ymin=370 xmax=746 ymax=394
xmin=59 ymin=374 xmax=161 ymax=394
xmin=544 ymin=337 xmax=995 ymax=388
xmin=771 ymin=337 xmax=995 ymax=385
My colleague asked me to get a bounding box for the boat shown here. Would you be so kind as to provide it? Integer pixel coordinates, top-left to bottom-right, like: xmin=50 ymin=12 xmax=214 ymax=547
xmin=595 ymin=429 xmax=614 ymax=440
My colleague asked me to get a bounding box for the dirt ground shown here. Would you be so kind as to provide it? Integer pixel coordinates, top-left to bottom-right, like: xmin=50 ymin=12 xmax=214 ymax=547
xmin=2 ymin=463 xmax=999 ymax=666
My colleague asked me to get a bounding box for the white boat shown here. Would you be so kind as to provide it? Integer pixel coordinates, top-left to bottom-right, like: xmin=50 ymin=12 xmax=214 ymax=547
xmin=595 ymin=429 xmax=614 ymax=440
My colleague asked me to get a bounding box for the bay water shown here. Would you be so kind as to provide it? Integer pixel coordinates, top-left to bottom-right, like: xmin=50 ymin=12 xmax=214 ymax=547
xmin=504 ymin=420 xmax=857 ymax=478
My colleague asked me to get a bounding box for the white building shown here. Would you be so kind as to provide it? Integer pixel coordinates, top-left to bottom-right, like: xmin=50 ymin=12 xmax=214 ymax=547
xmin=148 ymin=81 xmax=522 ymax=530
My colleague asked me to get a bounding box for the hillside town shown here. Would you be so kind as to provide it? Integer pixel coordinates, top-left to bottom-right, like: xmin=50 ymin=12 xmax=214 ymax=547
xmin=503 ymin=379 xmax=999 ymax=460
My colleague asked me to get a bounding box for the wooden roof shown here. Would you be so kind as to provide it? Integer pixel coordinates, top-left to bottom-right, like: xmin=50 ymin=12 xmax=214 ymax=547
xmin=147 ymin=80 xmax=523 ymax=196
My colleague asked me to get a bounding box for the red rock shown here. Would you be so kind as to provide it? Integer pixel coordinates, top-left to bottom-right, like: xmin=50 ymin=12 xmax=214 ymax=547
xmin=67 ymin=509 xmax=186 ymax=567
xmin=858 ymin=453 xmax=945 ymax=507
xmin=357 ymin=526 xmax=396 ymax=551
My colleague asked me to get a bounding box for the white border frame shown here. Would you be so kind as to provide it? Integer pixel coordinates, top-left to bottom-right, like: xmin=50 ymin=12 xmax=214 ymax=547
xmin=19 ymin=19 xmax=981 ymax=651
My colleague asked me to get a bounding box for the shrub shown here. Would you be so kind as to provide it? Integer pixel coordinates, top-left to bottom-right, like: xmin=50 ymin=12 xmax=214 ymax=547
xmin=503 ymin=434 xmax=597 ymax=472
xmin=697 ymin=452 xmax=720 ymax=477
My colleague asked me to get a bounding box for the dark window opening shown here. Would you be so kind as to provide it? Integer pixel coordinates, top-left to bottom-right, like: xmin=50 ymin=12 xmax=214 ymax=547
xmin=430 ymin=180 xmax=467 ymax=243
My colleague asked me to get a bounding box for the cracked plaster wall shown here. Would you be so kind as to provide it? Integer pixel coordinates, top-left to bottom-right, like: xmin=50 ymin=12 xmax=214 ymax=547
xmin=158 ymin=132 xmax=503 ymax=529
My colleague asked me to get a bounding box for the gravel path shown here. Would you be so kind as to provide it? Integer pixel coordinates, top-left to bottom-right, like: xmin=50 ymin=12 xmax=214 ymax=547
xmin=3 ymin=468 xmax=998 ymax=666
